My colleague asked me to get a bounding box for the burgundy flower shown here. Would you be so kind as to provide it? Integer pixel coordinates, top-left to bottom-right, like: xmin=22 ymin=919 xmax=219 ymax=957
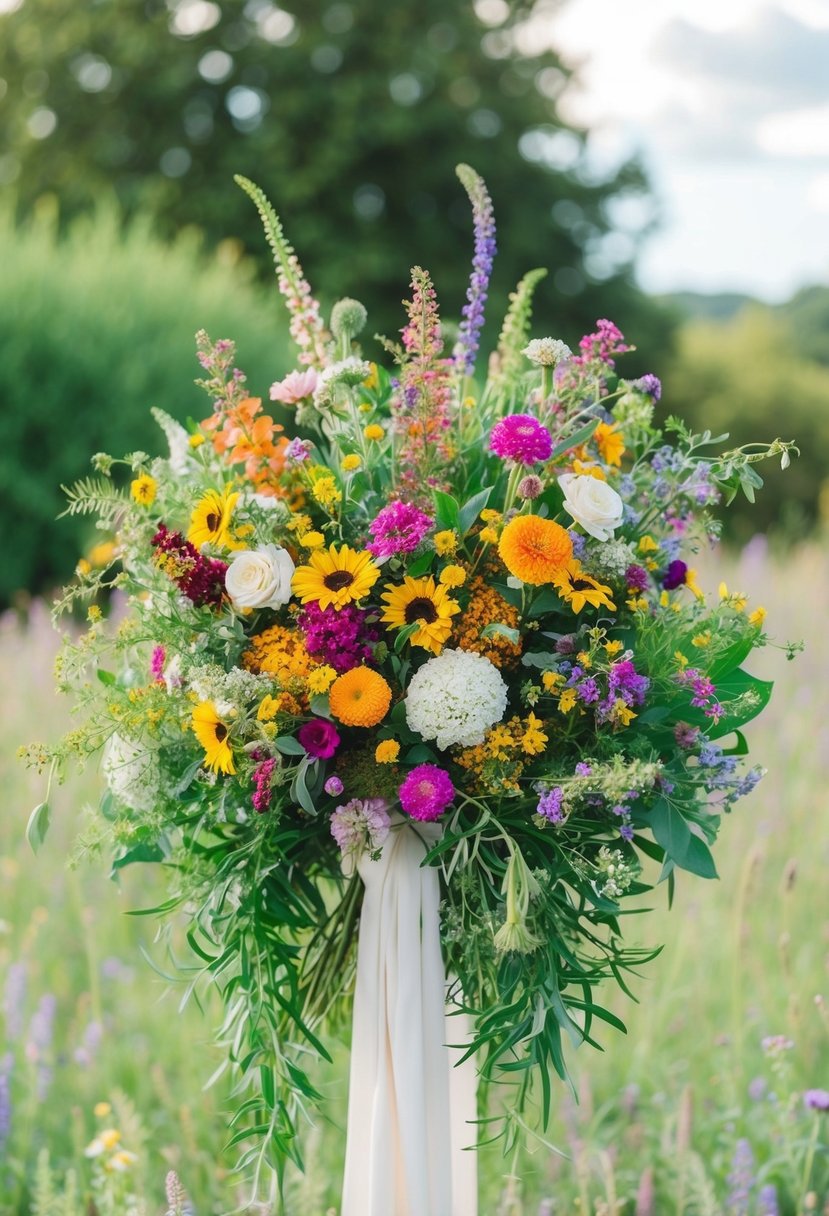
xmin=662 ymin=559 xmax=688 ymax=590
xmin=298 ymin=718 xmax=341 ymax=760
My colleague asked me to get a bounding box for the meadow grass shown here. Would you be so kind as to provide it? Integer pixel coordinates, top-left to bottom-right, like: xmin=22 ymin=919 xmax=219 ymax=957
xmin=1 ymin=541 xmax=827 ymax=1214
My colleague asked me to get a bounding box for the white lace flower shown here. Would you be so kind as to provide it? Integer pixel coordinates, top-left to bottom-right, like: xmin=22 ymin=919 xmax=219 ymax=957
xmin=405 ymin=648 xmax=508 ymax=750
xmin=102 ymin=733 xmax=160 ymax=813
xmin=522 ymin=337 xmax=572 ymax=366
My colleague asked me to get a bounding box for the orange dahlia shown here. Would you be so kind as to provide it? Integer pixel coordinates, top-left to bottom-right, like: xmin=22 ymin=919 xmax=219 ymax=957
xmin=498 ymin=514 xmax=573 ymax=585
xmin=328 ymin=667 xmax=392 ymax=727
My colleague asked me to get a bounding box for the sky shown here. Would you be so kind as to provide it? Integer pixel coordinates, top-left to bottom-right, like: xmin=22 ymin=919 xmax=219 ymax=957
xmin=533 ymin=0 xmax=829 ymax=301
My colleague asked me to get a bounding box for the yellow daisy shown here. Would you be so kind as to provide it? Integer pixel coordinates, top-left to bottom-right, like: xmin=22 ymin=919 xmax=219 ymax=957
xmin=380 ymin=575 xmax=460 ymax=654
xmin=375 ymin=739 xmax=400 ymax=764
xmin=130 ymin=473 xmax=157 ymax=506
xmin=187 ymin=485 xmax=240 ymax=550
xmin=292 ymin=544 xmax=380 ymax=611
xmin=192 ymin=701 xmax=235 ymax=774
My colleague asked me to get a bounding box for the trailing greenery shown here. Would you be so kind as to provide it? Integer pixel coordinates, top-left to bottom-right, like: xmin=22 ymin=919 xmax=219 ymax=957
xmin=0 ymin=206 xmax=289 ymax=605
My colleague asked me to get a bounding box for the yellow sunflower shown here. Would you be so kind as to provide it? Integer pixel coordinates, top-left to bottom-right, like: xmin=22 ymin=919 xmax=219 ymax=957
xmin=380 ymin=575 xmax=460 ymax=654
xmin=192 ymin=701 xmax=236 ymax=774
xmin=291 ymin=544 xmax=380 ymax=611
xmin=187 ymin=485 xmax=241 ymax=550
xmin=554 ymin=561 xmax=616 ymax=613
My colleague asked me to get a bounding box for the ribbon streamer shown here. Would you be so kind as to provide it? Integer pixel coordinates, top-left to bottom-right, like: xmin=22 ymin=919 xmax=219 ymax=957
xmin=341 ymin=819 xmax=479 ymax=1216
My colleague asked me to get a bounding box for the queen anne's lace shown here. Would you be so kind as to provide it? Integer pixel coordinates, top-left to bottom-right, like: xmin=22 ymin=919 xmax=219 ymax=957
xmin=405 ymin=648 xmax=508 ymax=750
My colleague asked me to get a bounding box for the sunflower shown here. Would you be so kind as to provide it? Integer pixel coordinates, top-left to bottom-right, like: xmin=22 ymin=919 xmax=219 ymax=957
xmin=187 ymin=485 xmax=241 ymax=550
xmin=329 ymin=667 xmax=392 ymax=727
xmin=554 ymin=561 xmax=616 ymax=613
xmin=291 ymin=544 xmax=380 ymax=611
xmin=497 ymin=514 xmax=573 ymax=585
xmin=380 ymin=575 xmax=461 ymax=654
xmin=192 ymin=701 xmax=236 ymax=774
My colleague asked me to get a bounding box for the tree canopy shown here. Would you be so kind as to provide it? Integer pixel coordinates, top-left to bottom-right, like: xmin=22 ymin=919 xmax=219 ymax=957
xmin=0 ymin=0 xmax=671 ymax=354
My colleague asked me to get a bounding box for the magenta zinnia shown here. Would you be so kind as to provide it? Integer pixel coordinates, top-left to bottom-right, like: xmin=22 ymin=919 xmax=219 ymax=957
xmin=489 ymin=414 xmax=553 ymax=466
xmin=367 ymin=501 xmax=434 ymax=559
xmin=398 ymin=764 xmax=455 ymax=822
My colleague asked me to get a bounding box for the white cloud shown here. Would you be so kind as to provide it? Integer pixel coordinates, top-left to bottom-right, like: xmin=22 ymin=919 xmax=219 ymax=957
xmin=756 ymin=104 xmax=829 ymax=156
xmin=807 ymin=173 xmax=829 ymax=212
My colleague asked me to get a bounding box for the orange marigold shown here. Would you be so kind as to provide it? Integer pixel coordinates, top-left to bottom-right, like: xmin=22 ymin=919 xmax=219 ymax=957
xmin=329 ymin=667 xmax=392 ymax=727
xmin=455 ymin=576 xmax=522 ymax=668
xmin=498 ymin=514 xmax=573 ymax=585
xmin=241 ymin=624 xmax=313 ymax=688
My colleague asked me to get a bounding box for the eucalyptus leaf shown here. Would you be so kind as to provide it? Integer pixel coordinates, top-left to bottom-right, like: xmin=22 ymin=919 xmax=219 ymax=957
xmin=25 ymin=801 xmax=50 ymax=854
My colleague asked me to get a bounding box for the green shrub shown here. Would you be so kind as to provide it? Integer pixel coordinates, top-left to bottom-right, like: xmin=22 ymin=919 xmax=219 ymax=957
xmin=0 ymin=204 xmax=289 ymax=604
xmin=663 ymin=306 xmax=829 ymax=538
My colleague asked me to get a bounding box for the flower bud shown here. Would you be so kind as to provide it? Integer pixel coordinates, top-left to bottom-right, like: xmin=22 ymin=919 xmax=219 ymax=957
xmin=330 ymin=297 xmax=367 ymax=340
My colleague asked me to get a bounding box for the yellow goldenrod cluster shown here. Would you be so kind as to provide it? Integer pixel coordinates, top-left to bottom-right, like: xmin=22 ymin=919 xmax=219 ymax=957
xmin=454 ymin=576 xmax=521 ymax=668
xmin=242 ymin=624 xmax=313 ymax=685
xmin=454 ymin=713 xmax=547 ymax=792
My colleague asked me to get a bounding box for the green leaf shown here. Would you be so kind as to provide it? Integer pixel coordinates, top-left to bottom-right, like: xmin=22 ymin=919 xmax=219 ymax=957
xmin=683 ymin=835 xmax=718 ymax=879
xmin=721 ymin=729 xmax=749 ymax=756
xmin=26 ymin=802 xmax=50 ymax=854
xmin=550 ymin=419 xmax=599 ymax=460
xmin=393 ymin=621 xmax=420 ymax=653
xmin=96 ymin=669 xmax=116 ymax=686
xmin=521 ymin=650 xmax=558 ymax=669
xmin=308 ymin=694 xmax=331 ymax=719
xmin=648 ymin=799 xmax=692 ymax=866
xmin=459 ymin=487 xmax=493 ymax=534
xmin=291 ymin=762 xmax=318 ymax=815
xmin=404 ymin=744 xmax=438 ymax=764
xmin=480 ymin=622 xmax=520 ymax=645
xmin=406 ymin=550 xmax=434 ymax=578
xmin=274 ymin=736 xmax=306 ymax=756
xmin=433 ymin=490 xmax=461 ymax=532
xmin=111 ymin=840 xmax=166 ymax=872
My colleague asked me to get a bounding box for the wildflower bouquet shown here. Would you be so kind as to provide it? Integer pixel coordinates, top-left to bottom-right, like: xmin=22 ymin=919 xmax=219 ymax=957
xmin=29 ymin=167 xmax=795 ymax=1188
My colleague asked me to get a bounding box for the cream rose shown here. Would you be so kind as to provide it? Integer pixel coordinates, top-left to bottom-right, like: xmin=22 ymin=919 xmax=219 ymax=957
xmin=225 ymin=545 xmax=295 ymax=611
xmin=558 ymin=473 xmax=624 ymax=542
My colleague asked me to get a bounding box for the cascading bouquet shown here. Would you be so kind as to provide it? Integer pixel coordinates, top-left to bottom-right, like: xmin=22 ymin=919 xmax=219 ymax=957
xmin=25 ymin=166 xmax=796 ymax=1187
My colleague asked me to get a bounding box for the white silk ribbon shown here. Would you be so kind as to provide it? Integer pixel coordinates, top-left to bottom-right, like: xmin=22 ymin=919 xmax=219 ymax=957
xmin=341 ymin=818 xmax=479 ymax=1216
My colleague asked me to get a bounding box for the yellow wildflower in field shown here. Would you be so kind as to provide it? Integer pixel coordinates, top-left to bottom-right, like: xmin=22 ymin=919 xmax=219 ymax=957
xmin=638 ymin=535 xmax=659 ymax=554
xmin=364 ymin=424 xmax=384 ymax=441
xmin=312 ymin=476 xmax=342 ymax=510
xmin=541 ymin=671 xmax=563 ymax=692
xmin=558 ymin=688 xmax=577 ymax=714
xmin=341 ymin=454 xmax=362 ymax=472
xmin=130 ymin=473 xmax=157 ymax=506
xmin=188 ymin=433 xmax=205 ymax=448
xmin=749 ymin=606 xmax=767 ymax=627
xmin=521 ymin=713 xmax=548 ymax=755
xmin=300 ymin=531 xmax=325 ymax=549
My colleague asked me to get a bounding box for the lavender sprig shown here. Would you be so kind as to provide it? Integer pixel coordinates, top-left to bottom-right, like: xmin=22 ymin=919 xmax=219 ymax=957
xmin=455 ymin=163 xmax=497 ymax=377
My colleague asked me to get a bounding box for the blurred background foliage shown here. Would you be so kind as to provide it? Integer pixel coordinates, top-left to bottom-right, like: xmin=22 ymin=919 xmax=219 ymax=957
xmin=0 ymin=0 xmax=826 ymax=607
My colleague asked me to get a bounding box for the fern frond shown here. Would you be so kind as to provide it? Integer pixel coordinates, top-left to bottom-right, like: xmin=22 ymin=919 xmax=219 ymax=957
xmin=31 ymin=1148 xmax=56 ymax=1216
xmin=58 ymin=476 xmax=128 ymax=520
xmin=494 ymin=267 xmax=548 ymax=387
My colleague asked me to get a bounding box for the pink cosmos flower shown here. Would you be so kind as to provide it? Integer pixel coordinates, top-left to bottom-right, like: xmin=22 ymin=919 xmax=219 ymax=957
xmin=269 ymin=369 xmax=319 ymax=404
xmin=489 ymin=414 xmax=553 ymax=466
xmin=398 ymin=764 xmax=455 ymax=822
xmin=298 ymin=718 xmax=341 ymax=759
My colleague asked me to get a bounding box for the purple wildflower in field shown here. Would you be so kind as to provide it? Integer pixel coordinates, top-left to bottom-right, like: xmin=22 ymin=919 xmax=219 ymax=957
xmin=608 ymin=659 xmax=650 ymax=705
xmin=577 ymin=677 xmax=600 ymax=704
xmin=73 ymin=1019 xmax=103 ymax=1067
xmin=284 ymin=437 xmax=313 ymax=463
xmin=26 ymin=993 xmax=57 ymax=1102
xmin=757 ymin=1184 xmax=779 ymax=1215
xmin=537 ymin=787 xmax=565 ymax=824
xmin=455 ymin=165 xmax=496 ymax=376
xmin=324 ymin=775 xmax=344 ymax=797
xmin=725 ymin=1138 xmax=755 ymax=1215
xmin=3 ymin=962 xmax=26 ymax=1041
xmin=804 ymin=1088 xmax=829 ymax=1111
xmin=625 ymin=563 xmax=649 ymax=592
xmin=662 ymin=559 xmax=688 ymax=590
xmin=747 ymin=1076 xmax=767 ymax=1102
xmin=575 ymin=762 xmax=592 ymax=777
xmin=0 ymin=1054 xmax=11 ymax=1156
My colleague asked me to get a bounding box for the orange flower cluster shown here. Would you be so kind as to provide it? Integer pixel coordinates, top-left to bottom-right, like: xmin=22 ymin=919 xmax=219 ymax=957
xmin=202 ymin=396 xmax=289 ymax=495
xmin=454 ymin=576 xmax=522 ymax=668
xmin=241 ymin=624 xmax=313 ymax=695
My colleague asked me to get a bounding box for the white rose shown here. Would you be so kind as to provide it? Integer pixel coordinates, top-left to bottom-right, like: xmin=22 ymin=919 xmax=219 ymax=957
xmin=225 ymin=545 xmax=295 ymax=611
xmin=558 ymin=473 xmax=624 ymax=542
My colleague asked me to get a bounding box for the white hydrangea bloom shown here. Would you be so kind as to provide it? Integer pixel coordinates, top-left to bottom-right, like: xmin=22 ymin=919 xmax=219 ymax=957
xmin=405 ymin=648 xmax=508 ymax=750
xmin=522 ymin=337 xmax=572 ymax=367
xmin=102 ymin=732 xmax=161 ymax=813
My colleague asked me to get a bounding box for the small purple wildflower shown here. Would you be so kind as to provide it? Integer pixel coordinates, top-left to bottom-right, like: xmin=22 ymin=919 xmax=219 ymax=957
xmin=284 ymin=437 xmax=313 ymax=463
xmin=632 ymin=373 xmax=662 ymax=401
xmin=804 ymin=1088 xmax=829 ymax=1112
xmin=625 ymin=564 xmax=649 ymax=592
xmin=577 ymin=677 xmax=600 ymax=704
xmin=324 ymin=775 xmax=344 ymax=797
xmin=331 ymin=798 xmax=391 ymax=857
xmin=674 ymin=722 xmax=700 ymax=749
xmin=725 ymin=1138 xmax=755 ymax=1215
xmin=537 ymin=787 xmax=565 ymax=824
xmin=757 ymin=1184 xmax=779 ymax=1216
xmin=662 ymin=559 xmax=688 ymax=591
xmin=575 ymin=762 xmax=592 ymax=777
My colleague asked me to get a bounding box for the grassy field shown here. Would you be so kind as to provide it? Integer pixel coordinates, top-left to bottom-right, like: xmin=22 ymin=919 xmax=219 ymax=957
xmin=1 ymin=540 xmax=827 ymax=1215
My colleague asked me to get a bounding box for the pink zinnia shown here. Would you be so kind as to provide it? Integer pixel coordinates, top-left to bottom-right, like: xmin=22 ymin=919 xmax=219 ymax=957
xmin=269 ymin=369 xmax=319 ymax=404
xmin=367 ymin=501 xmax=434 ymax=559
xmin=298 ymin=718 xmax=341 ymax=760
xmin=398 ymin=764 xmax=455 ymax=822
xmin=489 ymin=414 xmax=553 ymax=465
